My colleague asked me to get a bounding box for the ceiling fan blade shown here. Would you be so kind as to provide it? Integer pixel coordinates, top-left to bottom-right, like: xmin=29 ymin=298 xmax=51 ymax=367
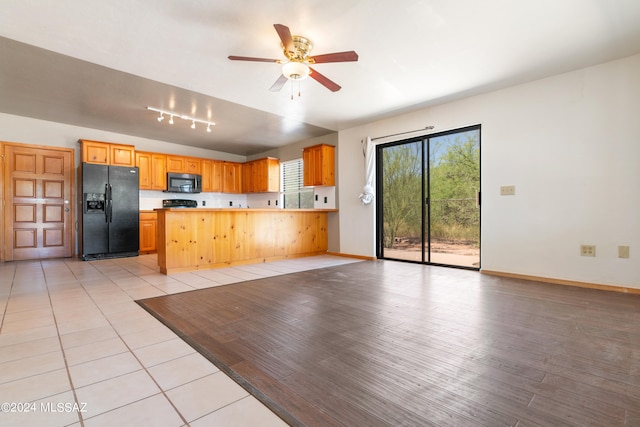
xmin=274 ymin=24 xmax=294 ymax=54
xmin=309 ymin=66 xmax=341 ymax=92
xmin=228 ymin=55 xmax=280 ymax=63
xmin=269 ymin=74 xmax=288 ymax=92
xmin=309 ymin=51 xmax=359 ymax=64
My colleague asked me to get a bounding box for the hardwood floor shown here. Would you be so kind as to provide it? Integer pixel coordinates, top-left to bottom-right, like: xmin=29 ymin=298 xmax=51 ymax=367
xmin=137 ymin=260 xmax=640 ymax=426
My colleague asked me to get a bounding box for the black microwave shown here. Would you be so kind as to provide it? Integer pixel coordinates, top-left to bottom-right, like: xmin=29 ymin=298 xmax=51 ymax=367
xmin=165 ymin=173 xmax=202 ymax=193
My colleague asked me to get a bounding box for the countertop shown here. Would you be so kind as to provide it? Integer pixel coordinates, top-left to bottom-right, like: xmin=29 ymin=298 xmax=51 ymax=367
xmin=153 ymin=208 xmax=338 ymax=212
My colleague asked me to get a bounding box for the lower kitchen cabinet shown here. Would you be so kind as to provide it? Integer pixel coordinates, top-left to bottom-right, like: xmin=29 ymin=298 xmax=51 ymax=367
xmin=155 ymin=208 xmax=332 ymax=274
xmin=139 ymin=211 xmax=157 ymax=254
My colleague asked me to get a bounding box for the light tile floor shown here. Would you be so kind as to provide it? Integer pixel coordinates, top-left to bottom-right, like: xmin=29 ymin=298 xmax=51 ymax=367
xmin=0 ymin=254 xmax=362 ymax=426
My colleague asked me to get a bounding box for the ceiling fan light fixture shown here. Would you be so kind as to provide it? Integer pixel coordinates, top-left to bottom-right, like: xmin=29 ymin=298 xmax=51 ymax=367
xmin=229 ymin=24 xmax=357 ymax=94
xmin=282 ymin=61 xmax=310 ymax=80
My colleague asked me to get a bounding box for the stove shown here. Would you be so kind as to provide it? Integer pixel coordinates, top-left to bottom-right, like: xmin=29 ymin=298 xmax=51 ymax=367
xmin=162 ymin=199 xmax=198 ymax=208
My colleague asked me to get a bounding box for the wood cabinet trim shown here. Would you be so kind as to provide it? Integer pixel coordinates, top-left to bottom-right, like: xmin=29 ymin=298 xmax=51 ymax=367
xmin=80 ymin=139 xmax=135 ymax=166
xmin=156 ymin=210 xmax=329 ymax=274
xmin=126 ymin=148 xmax=282 ymax=194
xmin=303 ymin=144 xmax=335 ymax=187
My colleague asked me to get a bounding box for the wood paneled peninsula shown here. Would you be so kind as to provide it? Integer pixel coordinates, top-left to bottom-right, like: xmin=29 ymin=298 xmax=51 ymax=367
xmin=155 ymin=208 xmax=335 ymax=274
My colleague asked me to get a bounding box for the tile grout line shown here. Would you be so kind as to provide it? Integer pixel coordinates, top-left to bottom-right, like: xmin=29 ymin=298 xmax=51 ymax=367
xmin=2 ymin=255 xmax=359 ymax=424
xmin=0 ymin=263 xmax=17 ymax=336
xmin=68 ymin=259 xmax=192 ymax=426
xmin=40 ymin=260 xmax=86 ymax=427
xmin=187 ymin=394 xmax=257 ymax=425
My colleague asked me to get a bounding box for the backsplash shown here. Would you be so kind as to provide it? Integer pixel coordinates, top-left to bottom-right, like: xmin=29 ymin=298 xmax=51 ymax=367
xmin=139 ymin=190 xmax=282 ymax=210
xmin=139 ymin=188 xmax=334 ymax=210
xmin=313 ymin=186 xmax=336 ymax=209
xmin=140 ymin=190 xmax=246 ymax=209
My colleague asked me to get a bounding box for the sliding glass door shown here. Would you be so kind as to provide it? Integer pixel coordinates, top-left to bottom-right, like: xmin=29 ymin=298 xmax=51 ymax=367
xmin=377 ymin=125 xmax=480 ymax=269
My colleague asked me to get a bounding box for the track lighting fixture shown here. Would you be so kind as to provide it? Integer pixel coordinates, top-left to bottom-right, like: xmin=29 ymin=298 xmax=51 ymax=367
xmin=146 ymin=107 xmax=215 ymax=132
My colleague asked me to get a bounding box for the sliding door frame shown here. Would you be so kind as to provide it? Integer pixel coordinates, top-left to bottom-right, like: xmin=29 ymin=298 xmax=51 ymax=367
xmin=375 ymin=124 xmax=481 ymax=270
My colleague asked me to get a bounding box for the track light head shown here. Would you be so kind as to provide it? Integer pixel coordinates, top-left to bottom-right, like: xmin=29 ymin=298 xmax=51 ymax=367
xmin=146 ymin=107 xmax=214 ymax=134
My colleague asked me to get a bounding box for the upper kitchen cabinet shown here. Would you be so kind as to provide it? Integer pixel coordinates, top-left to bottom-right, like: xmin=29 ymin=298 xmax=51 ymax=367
xmin=166 ymin=155 xmax=201 ymax=174
xmin=136 ymin=152 xmax=152 ymax=189
xmin=80 ymin=139 xmax=135 ymax=167
xmin=222 ymin=161 xmax=243 ymax=194
xmin=136 ymin=152 xmax=166 ymax=190
xmin=303 ymin=144 xmax=335 ymax=186
xmin=185 ymin=158 xmax=201 ymax=174
xmin=201 ymin=160 xmax=223 ymax=193
xmin=243 ymin=157 xmax=280 ymax=193
xmin=150 ymin=153 xmax=167 ymax=190
xmin=111 ymin=144 xmax=136 ymax=167
xmin=166 ymin=155 xmax=185 ymax=173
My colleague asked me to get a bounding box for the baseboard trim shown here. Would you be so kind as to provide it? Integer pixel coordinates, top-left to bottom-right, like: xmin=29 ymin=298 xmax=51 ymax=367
xmin=326 ymin=252 xmax=377 ymax=261
xmin=481 ymin=270 xmax=640 ymax=295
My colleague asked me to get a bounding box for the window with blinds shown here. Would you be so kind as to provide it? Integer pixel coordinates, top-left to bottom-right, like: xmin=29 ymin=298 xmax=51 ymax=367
xmin=281 ymin=159 xmax=314 ymax=209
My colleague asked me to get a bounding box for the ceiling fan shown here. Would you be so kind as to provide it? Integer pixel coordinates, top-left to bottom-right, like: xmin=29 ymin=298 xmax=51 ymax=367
xmin=228 ymin=24 xmax=358 ymax=93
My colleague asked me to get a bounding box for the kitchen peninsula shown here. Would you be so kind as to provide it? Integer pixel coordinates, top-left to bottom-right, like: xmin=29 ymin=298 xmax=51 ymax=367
xmin=155 ymin=208 xmax=335 ymax=274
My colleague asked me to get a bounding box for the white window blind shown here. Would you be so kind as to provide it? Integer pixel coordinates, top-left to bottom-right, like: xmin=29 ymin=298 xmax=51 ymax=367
xmin=281 ymin=159 xmax=313 ymax=209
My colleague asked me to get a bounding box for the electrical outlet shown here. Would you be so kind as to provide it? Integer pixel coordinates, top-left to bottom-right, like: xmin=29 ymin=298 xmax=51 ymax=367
xmin=580 ymin=244 xmax=596 ymax=257
xmin=500 ymin=185 xmax=516 ymax=196
xmin=618 ymin=245 xmax=630 ymax=259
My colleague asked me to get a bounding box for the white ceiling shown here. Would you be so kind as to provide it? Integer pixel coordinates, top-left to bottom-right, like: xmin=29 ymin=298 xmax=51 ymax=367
xmin=1 ymin=0 xmax=640 ymax=155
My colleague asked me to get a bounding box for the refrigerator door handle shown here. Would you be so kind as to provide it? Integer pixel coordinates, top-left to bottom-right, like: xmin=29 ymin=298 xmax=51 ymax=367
xmin=108 ymin=184 xmax=113 ymax=223
xmin=104 ymin=184 xmax=110 ymax=223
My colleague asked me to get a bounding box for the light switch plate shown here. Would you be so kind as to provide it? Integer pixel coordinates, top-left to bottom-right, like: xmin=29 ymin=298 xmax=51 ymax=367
xmin=618 ymin=245 xmax=630 ymax=258
xmin=500 ymin=185 xmax=516 ymax=196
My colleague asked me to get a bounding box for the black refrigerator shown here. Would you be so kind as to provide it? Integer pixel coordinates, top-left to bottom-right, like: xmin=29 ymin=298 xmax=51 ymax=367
xmin=80 ymin=163 xmax=139 ymax=260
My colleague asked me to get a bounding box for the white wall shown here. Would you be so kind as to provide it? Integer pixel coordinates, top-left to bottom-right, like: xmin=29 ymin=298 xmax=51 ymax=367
xmin=4 ymin=54 xmax=638 ymax=288
xmin=0 ymin=113 xmax=249 ymax=211
xmin=247 ymin=133 xmax=338 ymax=163
xmin=336 ymin=53 xmax=640 ymax=289
xmin=0 ymin=113 xmax=246 ymax=164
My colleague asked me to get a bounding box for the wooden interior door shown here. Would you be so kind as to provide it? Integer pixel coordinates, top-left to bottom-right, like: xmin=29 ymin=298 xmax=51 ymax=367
xmin=3 ymin=144 xmax=74 ymax=260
